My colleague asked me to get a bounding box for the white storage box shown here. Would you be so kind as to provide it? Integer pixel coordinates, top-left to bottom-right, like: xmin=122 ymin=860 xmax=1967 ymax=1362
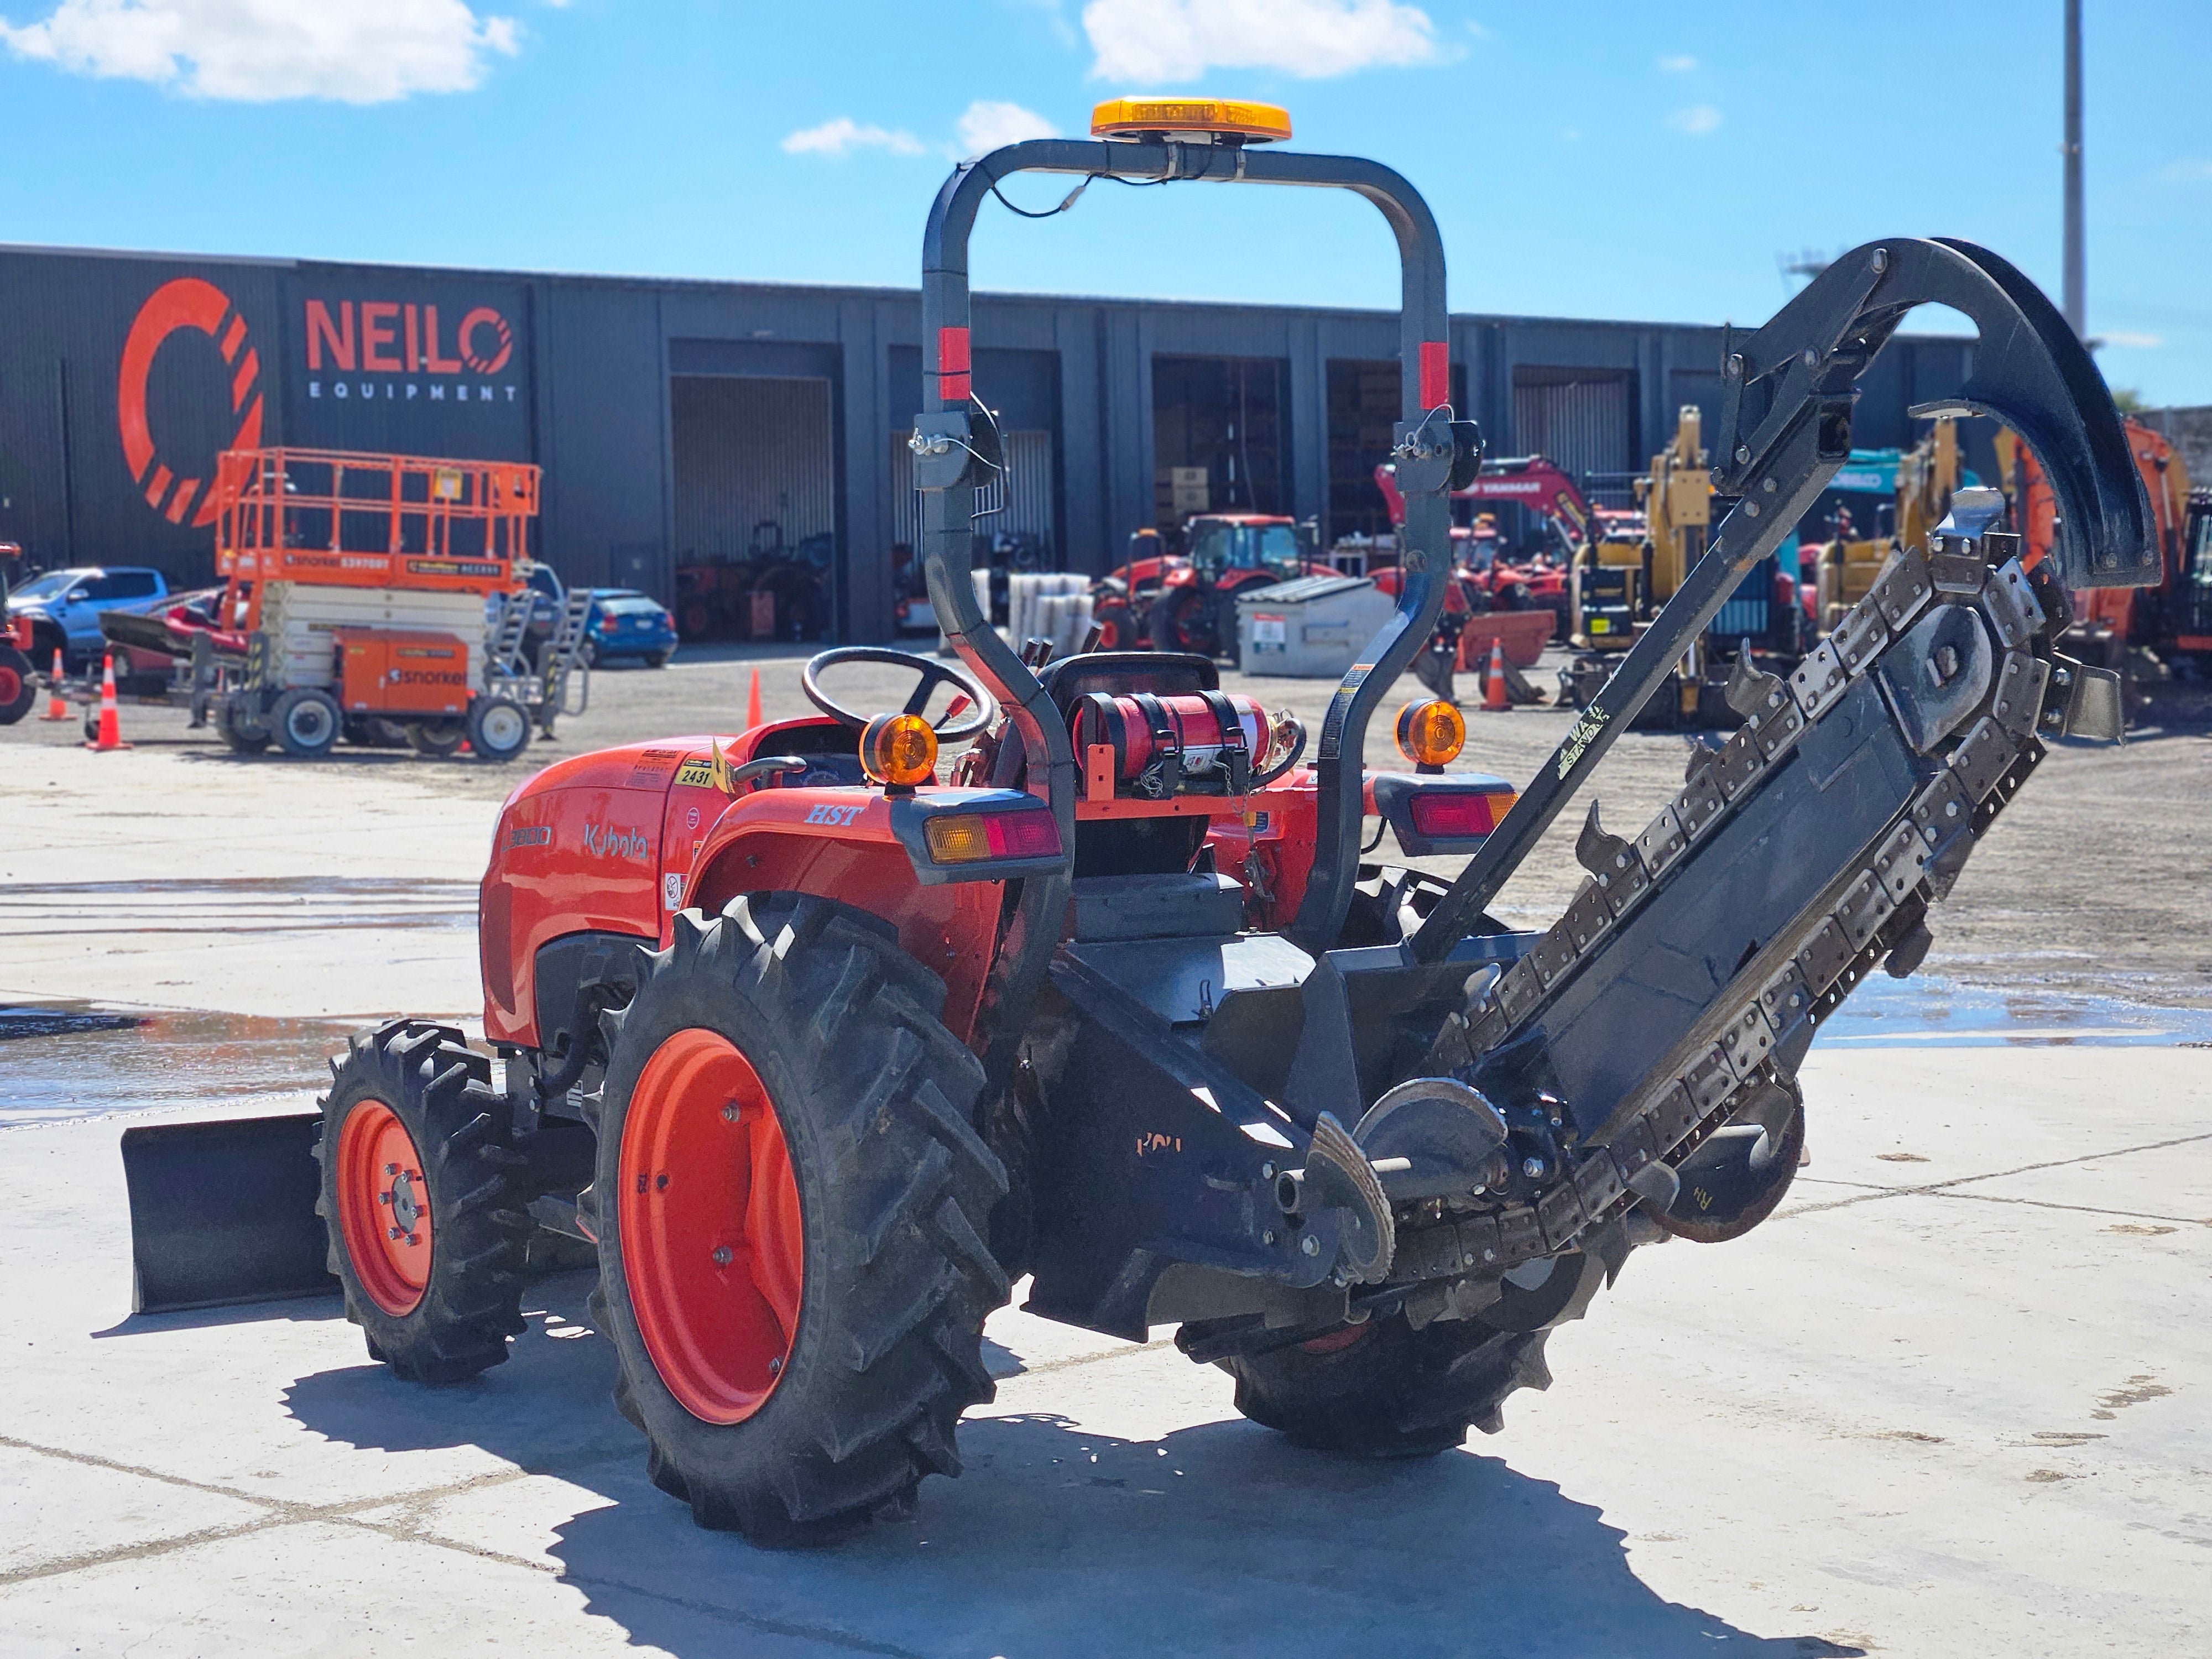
xmin=1235 ymin=575 xmax=1396 ymax=678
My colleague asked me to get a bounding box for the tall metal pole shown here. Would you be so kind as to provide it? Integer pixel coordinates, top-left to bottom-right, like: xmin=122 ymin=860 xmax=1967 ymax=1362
xmin=2062 ymin=0 xmax=2085 ymax=338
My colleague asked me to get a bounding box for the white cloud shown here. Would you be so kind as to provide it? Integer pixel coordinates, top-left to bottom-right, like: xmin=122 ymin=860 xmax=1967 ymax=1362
xmin=2100 ymin=330 xmax=2163 ymax=349
xmin=956 ymin=98 xmax=1058 ymax=156
xmin=0 ymin=0 xmax=519 ymax=103
xmin=1081 ymin=0 xmax=1442 ymax=83
xmin=1658 ymin=53 xmax=1696 ymax=72
xmin=1667 ymin=103 xmax=1723 ymax=135
xmin=781 ymin=116 xmax=927 ymax=158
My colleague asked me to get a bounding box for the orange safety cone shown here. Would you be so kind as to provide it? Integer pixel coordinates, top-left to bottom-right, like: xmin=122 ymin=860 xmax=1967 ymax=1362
xmin=84 ymin=653 xmax=131 ymax=751
xmin=40 ymin=649 xmax=70 ymax=721
xmin=745 ymin=666 xmax=763 ymax=729
xmin=1482 ymin=638 xmax=1510 ymax=713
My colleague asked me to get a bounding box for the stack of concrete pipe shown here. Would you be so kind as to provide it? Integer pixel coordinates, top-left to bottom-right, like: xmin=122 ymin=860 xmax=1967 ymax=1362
xmin=1008 ymin=573 xmax=1093 ymax=660
xmin=941 ymin=570 xmax=1094 ymax=659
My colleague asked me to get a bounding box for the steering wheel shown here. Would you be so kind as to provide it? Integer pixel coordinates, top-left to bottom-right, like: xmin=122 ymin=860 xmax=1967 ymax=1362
xmin=800 ymin=646 xmax=998 ymax=742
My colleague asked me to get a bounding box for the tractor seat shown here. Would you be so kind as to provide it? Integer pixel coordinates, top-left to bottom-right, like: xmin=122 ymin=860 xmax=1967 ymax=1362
xmin=1036 ymin=650 xmax=1218 ymax=722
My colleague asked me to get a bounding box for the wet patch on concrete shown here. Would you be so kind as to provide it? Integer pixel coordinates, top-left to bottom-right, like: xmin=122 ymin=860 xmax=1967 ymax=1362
xmin=0 ymin=1001 xmax=359 ymax=1129
xmin=0 ymin=877 xmax=476 ymax=940
xmin=1819 ymin=973 xmax=2212 ymax=1048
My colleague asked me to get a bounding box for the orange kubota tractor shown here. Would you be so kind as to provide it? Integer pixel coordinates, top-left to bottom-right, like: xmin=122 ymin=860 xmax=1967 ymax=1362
xmin=123 ymin=97 xmax=2154 ymax=1551
xmin=1090 ymin=513 xmax=1330 ymax=660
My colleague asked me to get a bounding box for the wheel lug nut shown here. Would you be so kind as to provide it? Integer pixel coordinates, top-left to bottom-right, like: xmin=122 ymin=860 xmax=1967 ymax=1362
xmin=378 ymin=1192 xmax=392 ymax=1205
xmin=388 ymin=1227 xmax=404 ymax=1241
xmin=721 ymin=1103 xmax=740 ymax=1121
xmin=768 ymin=1356 xmax=782 ymax=1376
xmin=406 ymin=1234 xmax=420 ymax=1246
xmin=385 ymin=1164 xmax=399 ymax=1176
xmin=711 ymin=1246 xmax=733 ymax=1265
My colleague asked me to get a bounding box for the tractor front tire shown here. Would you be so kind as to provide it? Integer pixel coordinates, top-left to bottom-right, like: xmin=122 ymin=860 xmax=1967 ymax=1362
xmin=316 ymin=1021 xmax=533 ymax=1383
xmin=1222 ymin=1312 xmax=1558 ymax=1458
xmin=587 ymin=895 xmax=1010 ymax=1546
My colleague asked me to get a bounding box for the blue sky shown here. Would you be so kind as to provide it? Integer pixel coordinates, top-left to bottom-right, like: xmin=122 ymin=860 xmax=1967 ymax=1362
xmin=2 ymin=0 xmax=2206 ymax=404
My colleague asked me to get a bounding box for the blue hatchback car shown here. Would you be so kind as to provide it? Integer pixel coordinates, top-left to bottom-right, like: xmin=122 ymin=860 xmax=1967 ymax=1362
xmin=583 ymin=588 xmax=679 ymax=667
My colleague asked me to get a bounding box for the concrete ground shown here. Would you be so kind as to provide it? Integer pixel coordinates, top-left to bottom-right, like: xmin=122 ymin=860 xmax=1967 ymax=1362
xmin=2 ymin=644 xmax=2208 ymax=1655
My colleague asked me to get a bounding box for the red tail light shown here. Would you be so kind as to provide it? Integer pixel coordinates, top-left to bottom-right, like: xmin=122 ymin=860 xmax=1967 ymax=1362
xmin=925 ymin=808 xmax=1062 ymax=864
xmin=984 ymin=810 xmax=1061 ymax=858
xmin=1407 ymin=791 xmax=1505 ymax=838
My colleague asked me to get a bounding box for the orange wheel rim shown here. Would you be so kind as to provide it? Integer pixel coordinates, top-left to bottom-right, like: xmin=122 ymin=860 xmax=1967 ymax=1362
xmin=335 ymin=1099 xmax=432 ymax=1316
xmin=620 ymin=1028 xmax=804 ymax=1425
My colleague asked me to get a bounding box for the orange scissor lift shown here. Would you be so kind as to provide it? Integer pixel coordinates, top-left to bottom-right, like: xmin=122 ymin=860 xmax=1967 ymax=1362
xmin=207 ymin=448 xmax=572 ymax=760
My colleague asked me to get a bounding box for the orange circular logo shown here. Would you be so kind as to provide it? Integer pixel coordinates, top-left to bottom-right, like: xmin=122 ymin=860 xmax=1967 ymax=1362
xmin=117 ymin=277 xmax=265 ymax=528
xmin=458 ymin=306 xmax=513 ymax=375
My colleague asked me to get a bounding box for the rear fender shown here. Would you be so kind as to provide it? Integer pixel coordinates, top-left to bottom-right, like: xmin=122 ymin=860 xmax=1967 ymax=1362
xmin=683 ymin=789 xmax=1010 ymax=1041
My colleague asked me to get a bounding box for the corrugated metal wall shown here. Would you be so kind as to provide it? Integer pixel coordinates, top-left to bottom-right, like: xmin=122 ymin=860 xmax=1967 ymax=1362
xmin=1511 ymin=372 xmax=1633 ymax=481
xmin=670 ymin=375 xmax=834 ymax=561
xmin=889 ymin=429 xmax=1056 ymax=554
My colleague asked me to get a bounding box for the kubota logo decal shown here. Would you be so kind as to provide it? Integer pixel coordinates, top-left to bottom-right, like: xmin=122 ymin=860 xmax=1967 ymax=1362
xmin=580 ymin=821 xmax=649 ymax=860
xmin=117 ymin=277 xmax=265 ymax=528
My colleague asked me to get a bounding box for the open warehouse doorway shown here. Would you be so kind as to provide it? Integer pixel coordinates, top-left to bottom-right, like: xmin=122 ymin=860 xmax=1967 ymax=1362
xmin=1151 ymin=355 xmax=1289 ymax=536
xmin=670 ymin=373 xmax=838 ymax=643
xmin=1510 ymin=366 xmax=1639 ymax=504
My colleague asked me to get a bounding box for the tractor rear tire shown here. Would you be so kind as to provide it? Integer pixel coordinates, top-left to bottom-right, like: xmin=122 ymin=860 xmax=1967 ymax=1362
xmin=316 ymin=1020 xmax=533 ymax=1384
xmin=587 ymin=895 xmax=1010 ymax=1547
xmin=0 ymin=644 xmax=35 ymax=724
xmin=1149 ymin=587 xmax=1219 ymax=658
xmin=1222 ymin=1313 xmax=1557 ymax=1458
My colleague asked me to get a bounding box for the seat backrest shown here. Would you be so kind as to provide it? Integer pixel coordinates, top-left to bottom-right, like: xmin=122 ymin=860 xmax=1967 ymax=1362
xmin=1036 ymin=650 xmax=1218 ymax=722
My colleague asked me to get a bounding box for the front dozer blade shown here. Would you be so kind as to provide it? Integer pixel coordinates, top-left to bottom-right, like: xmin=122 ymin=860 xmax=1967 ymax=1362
xmin=119 ymin=1113 xmax=336 ymax=1314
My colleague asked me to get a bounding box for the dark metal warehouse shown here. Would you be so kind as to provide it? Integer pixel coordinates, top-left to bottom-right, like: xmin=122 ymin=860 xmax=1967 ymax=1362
xmin=0 ymin=243 xmax=1981 ymax=642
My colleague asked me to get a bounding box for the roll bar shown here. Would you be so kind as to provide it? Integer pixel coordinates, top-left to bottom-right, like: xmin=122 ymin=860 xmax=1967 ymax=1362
xmin=912 ymin=137 xmax=1470 ymax=1085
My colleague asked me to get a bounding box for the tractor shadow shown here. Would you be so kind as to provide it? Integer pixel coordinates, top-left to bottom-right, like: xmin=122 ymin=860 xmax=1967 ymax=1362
xmin=284 ymin=1270 xmax=1860 ymax=1659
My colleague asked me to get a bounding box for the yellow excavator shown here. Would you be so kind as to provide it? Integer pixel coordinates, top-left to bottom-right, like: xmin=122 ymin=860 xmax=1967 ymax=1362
xmin=1804 ymin=418 xmax=1963 ymax=631
xmin=1569 ymin=405 xmax=1711 ymax=651
xmin=1562 ymin=407 xmax=1800 ymax=726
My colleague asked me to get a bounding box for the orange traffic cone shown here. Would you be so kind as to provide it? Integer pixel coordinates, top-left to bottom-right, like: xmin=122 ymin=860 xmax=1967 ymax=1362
xmin=1482 ymin=638 xmax=1510 ymax=713
xmin=39 ymin=649 xmax=70 ymax=721
xmin=84 ymin=653 xmax=131 ymax=751
xmin=745 ymin=666 xmax=763 ymax=729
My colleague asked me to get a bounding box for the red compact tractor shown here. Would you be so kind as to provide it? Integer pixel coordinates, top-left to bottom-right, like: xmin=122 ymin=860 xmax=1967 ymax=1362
xmin=129 ymin=101 xmax=2154 ymax=1547
xmin=1091 ymin=513 xmax=1330 ymax=660
xmin=1 ymin=554 xmax=36 ymax=725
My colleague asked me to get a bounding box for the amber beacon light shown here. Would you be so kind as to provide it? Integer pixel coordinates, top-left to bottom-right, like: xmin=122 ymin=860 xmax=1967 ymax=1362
xmin=1089 ymin=97 xmax=1292 ymax=145
xmin=1395 ymin=699 xmax=1466 ymax=770
xmin=859 ymin=713 xmax=939 ymax=789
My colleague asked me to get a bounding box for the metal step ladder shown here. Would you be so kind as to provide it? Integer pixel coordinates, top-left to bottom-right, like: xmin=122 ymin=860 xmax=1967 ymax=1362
xmin=535 ymin=588 xmax=595 ymax=733
xmin=486 ymin=590 xmax=536 ymax=681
